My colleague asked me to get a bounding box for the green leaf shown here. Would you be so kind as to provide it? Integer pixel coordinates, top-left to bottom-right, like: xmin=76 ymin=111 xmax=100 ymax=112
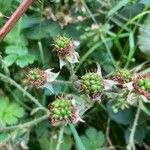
xmin=81 ymin=127 xmax=105 ymax=150
xmin=0 ymin=133 xmax=9 ymax=143
xmin=69 ymin=123 xmax=86 ymax=150
xmin=107 ymin=102 xmax=134 ymax=125
xmin=125 ymin=124 xmax=147 ymax=144
xmin=3 ymin=113 xmax=18 ymax=125
xmin=0 ymin=96 xmax=9 ymax=117
xmin=0 ymin=0 xmax=13 ymax=13
xmin=3 ymin=54 xmax=18 ymax=66
xmin=138 ymin=14 xmax=150 ymax=59
xmin=5 ymin=45 xmax=28 ymax=55
xmin=4 ymin=23 xmax=28 ymax=46
xmin=6 ymin=103 xmax=25 ymax=118
xmin=107 ymin=0 xmax=129 ymax=18
xmin=4 ymin=46 xmax=35 ymax=67
xmin=139 ymin=100 xmax=150 ymax=116
xmin=16 ymin=55 xmax=35 ymax=68
xmin=16 ymin=57 xmax=29 ymax=68
xmin=0 ymin=96 xmax=25 ymax=125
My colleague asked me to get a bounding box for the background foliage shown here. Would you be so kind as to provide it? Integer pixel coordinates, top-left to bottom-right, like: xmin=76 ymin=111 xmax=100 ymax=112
xmin=0 ymin=0 xmax=150 ymax=150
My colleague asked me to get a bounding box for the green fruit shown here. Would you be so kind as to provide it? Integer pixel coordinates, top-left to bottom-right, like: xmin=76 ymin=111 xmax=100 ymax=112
xmin=81 ymin=72 xmax=102 ymax=96
xmin=141 ymin=86 xmax=146 ymax=90
xmin=50 ymin=98 xmax=72 ymax=121
xmin=84 ymin=81 xmax=90 ymax=86
xmin=91 ymin=85 xmax=97 ymax=91
xmin=54 ymin=109 xmax=61 ymax=116
xmin=145 ymin=81 xmax=150 ymax=90
xmin=138 ymin=79 xmax=145 ymax=86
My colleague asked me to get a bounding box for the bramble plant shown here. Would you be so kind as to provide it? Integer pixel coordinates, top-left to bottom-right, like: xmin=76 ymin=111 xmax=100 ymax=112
xmin=80 ymin=72 xmax=103 ymax=97
xmin=0 ymin=1 xmax=150 ymax=150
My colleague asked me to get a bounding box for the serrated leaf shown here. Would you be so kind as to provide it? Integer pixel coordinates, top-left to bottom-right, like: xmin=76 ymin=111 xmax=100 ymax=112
xmin=3 ymin=54 xmax=18 ymax=66
xmin=3 ymin=113 xmax=18 ymax=125
xmin=6 ymin=103 xmax=25 ymax=118
xmin=16 ymin=57 xmax=29 ymax=68
xmin=16 ymin=55 xmax=35 ymax=68
xmin=81 ymin=127 xmax=105 ymax=150
xmin=0 ymin=133 xmax=9 ymax=143
xmin=5 ymin=45 xmax=28 ymax=56
xmin=4 ymin=23 xmax=28 ymax=46
xmin=25 ymin=55 xmax=35 ymax=64
xmin=0 ymin=96 xmax=25 ymax=125
xmin=0 ymin=97 xmax=9 ymax=117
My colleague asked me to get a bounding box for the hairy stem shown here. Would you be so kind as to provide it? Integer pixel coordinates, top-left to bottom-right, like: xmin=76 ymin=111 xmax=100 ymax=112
xmin=0 ymin=72 xmax=47 ymax=112
xmin=0 ymin=114 xmax=49 ymax=133
xmin=106 ymin=119 xmax=115 ymax=150
xmin=56 ymin=125 xmax=65 ymax=150
xmin=127 ymin=104 xmax=141 ymax=150
xmin=0 ymin=0 xmax=33 ymax=41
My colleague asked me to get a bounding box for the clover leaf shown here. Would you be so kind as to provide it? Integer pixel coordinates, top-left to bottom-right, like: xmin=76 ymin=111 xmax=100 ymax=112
xmin=3 ymin=45 xmax=35 ymax=68
xmin=0 ymin=96 xmax=25 ymax=125
xmin=81 ymin=127 xmax=105 ymax=150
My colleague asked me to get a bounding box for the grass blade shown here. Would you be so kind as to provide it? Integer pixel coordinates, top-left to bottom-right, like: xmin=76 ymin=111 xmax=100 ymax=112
xmin=69 ymin=123 xmax=86 ymax=150
xmin=107 ymin=0 xmax=129 ymax=18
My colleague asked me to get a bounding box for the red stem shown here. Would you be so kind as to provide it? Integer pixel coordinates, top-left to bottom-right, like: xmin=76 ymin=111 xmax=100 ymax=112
xmin=0 ymin=0 xmax=33 ymax=42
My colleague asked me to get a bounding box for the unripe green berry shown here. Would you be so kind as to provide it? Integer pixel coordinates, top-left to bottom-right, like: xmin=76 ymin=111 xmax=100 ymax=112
xmin=141 ymin=86 xmax=146 ymax=90
xmin=138 ymin=79 xmax=144 ymax=86
xmin=49 ymin=98 xmax=73 ymax=122
xmin=114 ymin=69 xmax=132 ymax=83
xmin=80 ymin=72 xmax=103 ymax=97
xmin=145 ymin=81 xmax=150 ymax=90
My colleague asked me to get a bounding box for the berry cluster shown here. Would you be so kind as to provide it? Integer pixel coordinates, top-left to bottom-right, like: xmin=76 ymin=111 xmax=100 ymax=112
xmin=113 ymin=69 xmax=132 ymax=84
xmin=49 ymin=98 xmax=73 ymax=125
xmin=27 ymin=68 xmax=48 ymax=88
xmin=53 ymin=36 xmax=73 ymax=57
xmin=80 ymin=72 xmax=103 ymax=97
xmin=133 ymin=74 xmax=150 ymax=99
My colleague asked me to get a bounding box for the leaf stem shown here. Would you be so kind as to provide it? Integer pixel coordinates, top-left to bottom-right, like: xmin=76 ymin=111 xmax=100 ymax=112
xmin=81 ymin=0 xmax=97 ymax=24
xmin=56 ymin=125 xmax=65 ymax=150
xmin=69 ymin=123 xmax=86 ymax=150
xmin=0 ymin=114 xmax=49 ymax=133
xmin=0 ymin=72 xmax=48 ymax=112
xmin=127 ymin=104 xmax=141 ymax=150
xmin=0 ymin=0 xmax=33 ymax=41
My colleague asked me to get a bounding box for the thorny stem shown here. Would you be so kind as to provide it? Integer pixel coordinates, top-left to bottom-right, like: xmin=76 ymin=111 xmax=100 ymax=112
xmin=56 ymin=125 xmax=65 ymax=150
xmin=54 ymin=79 xmax=72 ymax=85
xmin=0 ymin=114 xmax=49 ymax=133
xmin=0 ymin=72 xmax=48 ymax=112
xmin=0 ymin=0 xmax=33 ymax=41
xmin=106 ymin=119 xmax=115 ymax=150
xmin=5 ymin=84 xmax=31 ymax=111
xmin=127 ymin=104 xmax=141 ymax=150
